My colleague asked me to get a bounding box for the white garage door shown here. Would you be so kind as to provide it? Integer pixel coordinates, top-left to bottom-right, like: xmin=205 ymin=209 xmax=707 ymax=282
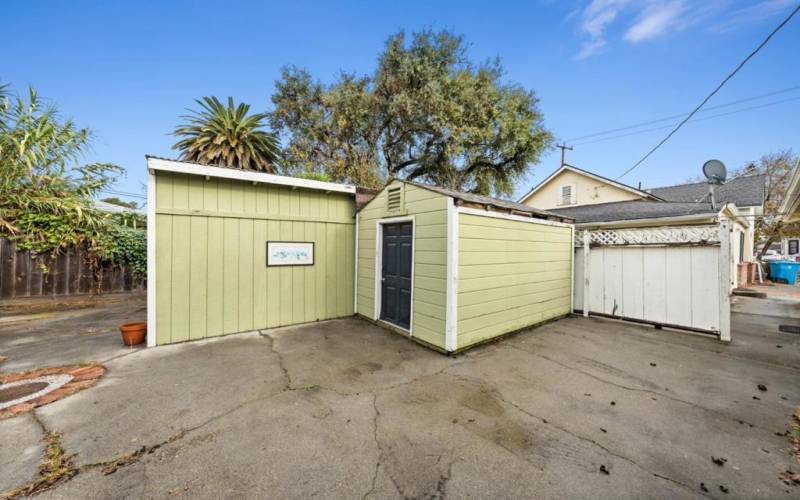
xmin=573 ymin=223 xmax=731 ymax=340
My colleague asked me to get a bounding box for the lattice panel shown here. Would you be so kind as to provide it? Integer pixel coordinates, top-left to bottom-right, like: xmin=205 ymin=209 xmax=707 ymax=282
xmin=574 ymin=225 xmax=719 ymax=247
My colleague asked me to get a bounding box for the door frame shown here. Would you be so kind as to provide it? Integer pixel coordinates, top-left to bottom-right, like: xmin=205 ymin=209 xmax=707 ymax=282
xmin=374 ymin=216 xmax=415 ymax=335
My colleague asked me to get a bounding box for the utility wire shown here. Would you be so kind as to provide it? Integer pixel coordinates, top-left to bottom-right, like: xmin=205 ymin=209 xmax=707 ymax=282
xmin=566 ymin=86 xmax=800 ymax=143
xmin=616 ymin=3 xmax=800 ymax=181
xmin=573 ymin=96 xmax=800 ymax=146
xmin=98 ymin=188 xmax=147 ymax=199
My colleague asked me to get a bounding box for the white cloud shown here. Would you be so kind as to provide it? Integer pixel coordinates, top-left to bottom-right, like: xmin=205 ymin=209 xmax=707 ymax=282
xmin=574 ymin=0 xmax=632 ymax=59
xmin=624 ymin=1 xmax=687 ymax=43
xmin=575 ymin=38 xmax=608 ymax=60
xmin=712 ymin=0 xmax=797 ymax=33
xmin=570 ymin=0 xmax=795 ymax=60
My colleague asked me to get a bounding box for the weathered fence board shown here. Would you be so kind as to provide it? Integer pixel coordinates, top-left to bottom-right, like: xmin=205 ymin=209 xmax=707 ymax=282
xmin=573 ymin=223 xmax=731 ymax=341
xmin=0 ymin=237 xmax=144 ymax=300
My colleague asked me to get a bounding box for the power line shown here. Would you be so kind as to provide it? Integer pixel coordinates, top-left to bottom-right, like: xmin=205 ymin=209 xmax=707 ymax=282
xmin=616 ymin=3 xmax=800 ymax=181
xmin=98 ymin=188 xmax=147 ymax=200
xmin=556 ymin=143 xmax=573 ymax=166
xmin=565 ymin=85 xmax=800 ymax=143
xmin=573 ymin=96 xmax=800 ymax=147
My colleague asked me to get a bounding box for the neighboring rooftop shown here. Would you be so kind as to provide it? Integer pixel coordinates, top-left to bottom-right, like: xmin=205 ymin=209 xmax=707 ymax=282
xmin=405 ymin=180 xmax=572 ymax=223
xmin=93 ymin=200 xmax=144 ymax=215
xmin=549 ymin=200 xmax=719 ymax=224
xmin=648 ymin=174 xmax=765 ymax=207
xmin=518 ymin=163 xmax=663 ymax=203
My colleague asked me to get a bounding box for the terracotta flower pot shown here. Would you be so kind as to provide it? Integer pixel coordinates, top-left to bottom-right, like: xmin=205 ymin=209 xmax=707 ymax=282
xmin=119 ymin=322 xmax=146 ymax=346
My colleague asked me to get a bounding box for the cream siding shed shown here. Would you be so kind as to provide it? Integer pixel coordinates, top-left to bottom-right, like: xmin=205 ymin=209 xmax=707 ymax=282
xmin=457 ymin=211 xmax=573 ymax=349
xmin=356 ymin=180 xmax=574 ymax=353
xmin=147 ymin=157 xmax=356 ymax=346
xmin=355 ymin=181 xmax=449 ymax=349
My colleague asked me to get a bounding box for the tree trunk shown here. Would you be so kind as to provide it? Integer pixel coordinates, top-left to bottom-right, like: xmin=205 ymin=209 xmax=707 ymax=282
xmin=756 ymin=229 xmax=780 ymax=261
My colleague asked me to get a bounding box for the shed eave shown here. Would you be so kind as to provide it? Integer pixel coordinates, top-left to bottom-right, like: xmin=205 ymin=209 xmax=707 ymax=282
xmin=146 ymin=156 xmax=356 ymax=194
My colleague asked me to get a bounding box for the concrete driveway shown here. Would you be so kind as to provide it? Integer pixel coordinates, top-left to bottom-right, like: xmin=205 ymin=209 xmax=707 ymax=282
xmin=1 ymin=294 xmax=798 ymax=499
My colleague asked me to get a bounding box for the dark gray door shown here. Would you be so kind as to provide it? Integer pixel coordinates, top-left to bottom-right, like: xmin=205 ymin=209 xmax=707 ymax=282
xmin=380 ymin=222 xmax=413 ymax=329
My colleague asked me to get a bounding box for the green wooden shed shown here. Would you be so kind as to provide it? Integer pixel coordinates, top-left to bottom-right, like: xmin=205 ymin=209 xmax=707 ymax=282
xmin=146 ymin=157 xmax=357 ymax=346
xmin=147 ymin=158 xmax=574 ymax=353
xmin=355 ymin=180 xmax=575 ymax=353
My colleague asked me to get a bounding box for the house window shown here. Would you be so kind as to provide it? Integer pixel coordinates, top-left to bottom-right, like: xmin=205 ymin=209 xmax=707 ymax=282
xmin=559 ymin=184 xmax=576 ymax=206
xmin=789 ymin=240 xmax=799 ymax=255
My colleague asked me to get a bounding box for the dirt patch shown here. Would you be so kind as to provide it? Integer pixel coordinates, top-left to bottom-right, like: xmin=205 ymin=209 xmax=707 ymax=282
xmin=460 ymin=388 xmax=505 ymax=418
xmin=0 ymin=292 xmax=144 ymax=315
xmin=0 ymin=382 xmax=49 ymax=403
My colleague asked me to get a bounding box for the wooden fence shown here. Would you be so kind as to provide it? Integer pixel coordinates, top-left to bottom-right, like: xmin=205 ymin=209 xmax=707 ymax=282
xmin=0 ymin=238 xmax=144 ymax=300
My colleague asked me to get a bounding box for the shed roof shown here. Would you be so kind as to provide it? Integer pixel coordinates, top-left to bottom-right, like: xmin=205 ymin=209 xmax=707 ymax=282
xmin=549 ymin=200 xmax=718 ymax=224
xmin=146 ymin=156 xmax=357 ymax=194
xmin=402 ymin=181 xmax=572 ymax=223
xmin=648 ymin=174 xmax=765 ymax=207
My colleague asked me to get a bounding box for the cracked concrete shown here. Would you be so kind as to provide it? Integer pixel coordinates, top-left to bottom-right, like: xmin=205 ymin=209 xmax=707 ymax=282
xmin=2 ymin=294 xmax=799 ymax=499
xmin=0 ymin=412 xmax=44 ymax=492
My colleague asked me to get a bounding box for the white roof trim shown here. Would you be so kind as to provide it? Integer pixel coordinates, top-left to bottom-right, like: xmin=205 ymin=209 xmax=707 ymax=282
xmin=518 ymin=165 xmax=658 ymax=204
xmin=718 ymin=202 xmax=749 ymax=228
xmin=146 ymin=157 xmax=356 ymax=194
xmin=780 ymin=158 xmax=800 ymax=222
xmin=457 ymin=206 xmax=573 ymax=228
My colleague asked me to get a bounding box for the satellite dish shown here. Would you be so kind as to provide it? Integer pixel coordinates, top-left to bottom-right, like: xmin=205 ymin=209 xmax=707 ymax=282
xmin=702 ymin=159 xmax=727 ymax=184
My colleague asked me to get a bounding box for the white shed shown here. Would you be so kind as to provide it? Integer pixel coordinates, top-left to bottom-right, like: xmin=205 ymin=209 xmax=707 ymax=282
xmin=551 ymin=201 xmax=748 ymax=341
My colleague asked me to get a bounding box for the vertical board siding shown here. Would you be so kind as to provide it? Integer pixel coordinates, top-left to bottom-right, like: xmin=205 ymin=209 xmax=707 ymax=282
xmin=578 ymin=244 xmax=721 ymax=332
xmin=355 ymin=181 xmax=448 ymax=349
xmin=154 ymin=171 xmax=355 ymax=344
xmin=573 ymin=250 xmax=584 ymax=311
xmin=457 ymin=214 xmax=572 ymax=349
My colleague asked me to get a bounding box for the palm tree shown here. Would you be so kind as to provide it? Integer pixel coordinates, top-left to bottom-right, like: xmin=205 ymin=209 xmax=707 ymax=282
xmin=172 ymin=96 xmax=280 ymax=172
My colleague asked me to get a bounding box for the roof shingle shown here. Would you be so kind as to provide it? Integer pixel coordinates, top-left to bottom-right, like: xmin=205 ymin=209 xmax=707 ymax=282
xmin=648 ymin=174 xmax=765 ymax=207
xmin=549 ymin=200 xmax=718 ymax=224
xmin=405 ymin=181 xmax=571 ymax=222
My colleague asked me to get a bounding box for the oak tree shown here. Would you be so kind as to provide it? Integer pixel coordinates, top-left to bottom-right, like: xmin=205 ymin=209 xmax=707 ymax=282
xmin=270 ymin=30 xmax=552 ymax=196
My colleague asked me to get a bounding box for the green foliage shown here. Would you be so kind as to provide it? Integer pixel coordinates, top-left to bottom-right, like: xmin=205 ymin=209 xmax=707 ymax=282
xmin=270 ymin=29 xmax=553 ymax=197
xmin=96 ymin=223 xmax=147 ymax=279
xmin=295 ymin=170 xmax=332 ymax=182
xmin=173 ymin=96 xmax=281 ymax=172
xmin=0 ymin=84 xmax=146 ymax=284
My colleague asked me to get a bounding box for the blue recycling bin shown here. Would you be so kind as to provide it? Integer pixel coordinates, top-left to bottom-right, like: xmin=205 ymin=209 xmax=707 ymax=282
xmin=768 ymin=261 xmax=800 ymax=285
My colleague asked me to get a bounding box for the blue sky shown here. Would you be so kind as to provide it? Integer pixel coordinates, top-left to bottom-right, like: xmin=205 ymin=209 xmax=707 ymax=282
xmin=3 ymin=0 xmax=799 ymax=203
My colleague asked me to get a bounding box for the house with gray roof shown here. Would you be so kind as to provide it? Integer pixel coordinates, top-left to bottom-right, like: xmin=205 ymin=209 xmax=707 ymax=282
xmin=519 ymin=165 xmax=765 ymax=287
xmin=647 ymin=175 xmax=766 ymax=208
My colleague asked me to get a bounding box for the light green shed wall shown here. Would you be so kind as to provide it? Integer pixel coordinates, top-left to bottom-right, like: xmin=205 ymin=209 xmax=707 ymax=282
xmin=456 ymin=213 xmax=572 ymax=349
xmin=154 ymin=171 xmax=355 ymax=345
xmin=356 ymin=181 xmax=448 ymax=349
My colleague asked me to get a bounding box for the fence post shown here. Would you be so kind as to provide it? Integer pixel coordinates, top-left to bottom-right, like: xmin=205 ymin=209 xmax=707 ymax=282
xmin=583 ymin=230 xmax=591 ymax=317
xmin=718 ymin=220 xmax=732 ymax=342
